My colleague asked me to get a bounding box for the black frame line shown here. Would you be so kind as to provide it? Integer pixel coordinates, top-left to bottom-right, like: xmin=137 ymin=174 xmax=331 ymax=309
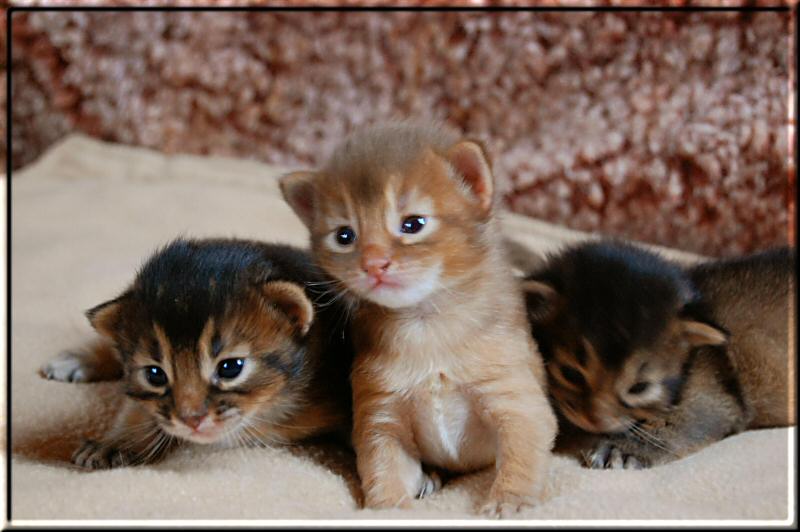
xmin=3 ymin=3 xmax=797 ymax=529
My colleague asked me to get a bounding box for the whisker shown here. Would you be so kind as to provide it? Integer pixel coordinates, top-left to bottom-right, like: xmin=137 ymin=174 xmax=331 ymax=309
xmin=629 ymin=424 xmax=677 ymax=456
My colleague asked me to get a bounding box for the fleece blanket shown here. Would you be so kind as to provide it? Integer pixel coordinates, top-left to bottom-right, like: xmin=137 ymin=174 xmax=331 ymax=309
xmin=7 ymin=135 xmax=794 ymax=524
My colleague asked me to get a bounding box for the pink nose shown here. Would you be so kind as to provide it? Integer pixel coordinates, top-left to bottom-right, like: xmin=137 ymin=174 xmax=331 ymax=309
xmin=363 ymin=258 xmax=391 ymax=277
xmin=360 ymin=245 xmax=391 ymax=277
xmin=181 ymin=413 xmax=208 ymax=430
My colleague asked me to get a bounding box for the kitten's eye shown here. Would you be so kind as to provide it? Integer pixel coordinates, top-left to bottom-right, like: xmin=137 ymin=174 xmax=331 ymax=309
xmin=335 ymin=226 xmax=357 ymax=246
xmin=400 ymin=215 xmax=427 ymax=234
xmin=628 ymin=381 xmax=650 ymax=395
xmin=560 ymin=365 xmax=586 ymax=387
xmin=144 ymin=366 xmax=168 ymax=387
xmin=217 ymin=358 xmax=245 ymax=380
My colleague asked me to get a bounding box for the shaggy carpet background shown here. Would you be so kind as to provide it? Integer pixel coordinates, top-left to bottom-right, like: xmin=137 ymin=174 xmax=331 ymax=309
xmin=6 ymin=8 xmax=796 ymax=255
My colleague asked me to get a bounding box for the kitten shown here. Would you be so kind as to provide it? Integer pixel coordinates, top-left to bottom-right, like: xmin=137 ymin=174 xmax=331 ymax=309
xmin=40 ymin=238 xmax=354 ymax=469
xmin=520 ymin=240 xmax=795 ymax=469
xmin=280 ymin=121 xmax=556 ymax=517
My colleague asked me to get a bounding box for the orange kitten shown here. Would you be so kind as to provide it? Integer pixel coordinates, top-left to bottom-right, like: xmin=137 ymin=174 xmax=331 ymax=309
xmin=280 ymin=122 xmax=556 ymax=517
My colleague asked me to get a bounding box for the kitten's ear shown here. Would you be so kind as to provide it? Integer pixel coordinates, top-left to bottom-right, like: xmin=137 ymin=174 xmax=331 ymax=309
xmin=279 ymin=171 xmax=318 ymax=228
xmin=679 ymin=319 xmax=728 ymax=347
xmin=446 ymin=140 xmax=494 ymax=213
xmin=261 ymin=281 xmax=315 ymax=336
xmin=85 ymin=293 xmax=130 ymax=339
xmin=521 ymin=279 xmax=560 ymax=322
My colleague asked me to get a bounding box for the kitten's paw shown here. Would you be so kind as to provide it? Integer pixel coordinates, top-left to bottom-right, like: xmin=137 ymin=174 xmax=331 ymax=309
xmin=40 ymin=351 xmax=91 ymax=383
xmin=479 ymin=491 xmax=535 ymax=519
xmin=587 ymin=442 xmax=645 ymax=470
xmin=416 ymin=470 xmax=442 ymax=499
xmin=72 ymin=440 xmax=134 ymax=470
xmin=364 ymin=491 xmax=413 ymax=510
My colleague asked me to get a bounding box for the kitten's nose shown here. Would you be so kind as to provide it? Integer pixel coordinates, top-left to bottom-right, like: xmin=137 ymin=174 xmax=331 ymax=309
xmin=178 ymin=404 xmax=209 ymax=430
xmin=361 ymin=245 xmax=391 ymax=277
xmin=181 ymin=413 xmax=208 ymax=430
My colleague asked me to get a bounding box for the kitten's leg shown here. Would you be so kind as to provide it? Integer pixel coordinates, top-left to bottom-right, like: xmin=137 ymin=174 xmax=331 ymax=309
xmin=352 ymin=385 xmax=435 ymax=509
xmin=73 ymin=399 xmax=175 ymax=469
xmin=40 ymin=339 xmax=123 ymax=383
xmin=472 ymin=369 xmax=557 ymax=518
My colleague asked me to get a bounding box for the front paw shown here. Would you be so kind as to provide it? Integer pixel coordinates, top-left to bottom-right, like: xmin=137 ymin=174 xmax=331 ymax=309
xmin=587 ymin=441 xmax=645 ymax=470
xmin=40 ymin=351 xmax=91 ymax=382
xmin=72 ymin=440 xmax=135 ymax=470
xmin=364 ymin=490 xmax=413 ymax=510
xmin=416 ymin=470 xmax=442 ymax=499
xmin=479 ymin=490 xmax=535 ymax=519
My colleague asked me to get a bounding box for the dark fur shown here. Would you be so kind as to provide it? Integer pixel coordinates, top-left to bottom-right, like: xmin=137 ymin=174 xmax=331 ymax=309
xmin=97 ymin=239 xmax=332 ymax=348
xmin=526 ymin=240 xmax=696 ymax=370
xmin=101 ymin=238 xmax=353 ymax=420
xmin=687 ymin=246 xmax=795 ymax=430
xmin=44 ymin=238 xmax=355 ymax=469
xmin=522 ymin=240 xmax=795 ymax=468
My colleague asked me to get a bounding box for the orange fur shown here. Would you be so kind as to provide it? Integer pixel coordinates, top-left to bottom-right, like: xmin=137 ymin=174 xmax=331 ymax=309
xmin=281 ymin=122 xmax=556 ymax=516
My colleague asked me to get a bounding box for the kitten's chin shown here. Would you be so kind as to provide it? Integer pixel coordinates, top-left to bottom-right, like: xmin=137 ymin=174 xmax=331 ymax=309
xmin=361 ymin=284 xmax=436 ymax=308
xmin=355 ymin=263 xmax=442 ymax=309
xmin=187 ymin=429 xmax=233 ymax=444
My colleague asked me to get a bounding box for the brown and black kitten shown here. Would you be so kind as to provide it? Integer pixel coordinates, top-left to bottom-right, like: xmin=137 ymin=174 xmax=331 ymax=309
xmin=521 ymin=240 xmax=795 ymax=469
xmin=40 ymin=238 xmax=354 ymax=469
xmin=280 ymin=121 xmax=556 ymax=517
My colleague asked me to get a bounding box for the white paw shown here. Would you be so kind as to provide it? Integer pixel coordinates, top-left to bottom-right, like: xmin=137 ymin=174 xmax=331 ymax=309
xmin=40 ymin=351 xmax=90 ymax=382
xmin=588 ymin=442 xmax=644 ymax=470
xmin=416 ymin=470 xmax=442 ymax=499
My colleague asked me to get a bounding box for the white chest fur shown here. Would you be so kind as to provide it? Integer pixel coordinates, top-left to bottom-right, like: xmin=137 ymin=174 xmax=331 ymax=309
xmin=407 ymin=372 xmax=496 ymax=472
xmin=373 ymin=300 xmax=502 ymax=472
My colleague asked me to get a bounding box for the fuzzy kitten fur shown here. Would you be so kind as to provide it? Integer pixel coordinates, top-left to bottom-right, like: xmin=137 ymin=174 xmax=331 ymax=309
xmin=520 ymin=240 xmax=795 ymax=469
xmin=280 ymin=121 xmax=556 ymax=517
xmin=41 ymin=238 xmax=354 ymax=469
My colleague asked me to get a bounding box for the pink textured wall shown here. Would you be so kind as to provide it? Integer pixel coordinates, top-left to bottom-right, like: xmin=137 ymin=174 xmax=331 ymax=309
xmin=8 ymin=9 xmax=795 ymax=256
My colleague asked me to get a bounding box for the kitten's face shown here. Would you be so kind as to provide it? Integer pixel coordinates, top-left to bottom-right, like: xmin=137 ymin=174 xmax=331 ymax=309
xmin=545 ymin=331 xmax=692 ymax=434
xmin=91 ymin=283 xmax=313 ymax=445
xmin=522 ymin=244 xmax=728 ymax=435
xmin=283 ymin=145 xmax=493 ymax=309
xmin=524 ymin=275 xmax=727 ymax=435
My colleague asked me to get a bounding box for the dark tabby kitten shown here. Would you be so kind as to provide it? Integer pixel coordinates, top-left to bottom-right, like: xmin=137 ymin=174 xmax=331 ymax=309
xmin=521 ymin=240 xmax=794 ymax=469
xmin=40 ymin=238 xmax=354 ymax=469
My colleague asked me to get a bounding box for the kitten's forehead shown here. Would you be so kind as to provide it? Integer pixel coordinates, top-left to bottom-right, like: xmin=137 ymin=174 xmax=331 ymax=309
xmin=547 ymin=242 xmax=694 ymax=364
xmin=398 ymin=186 xmax=435 ymax=214
xmin=129 ymin=314 xmax=292 ymax=391
xmin=317 ymin=122 xmax=459 ymax=209
xmin=132 ymin=322 xmax=205 ymax=374
xmin=317 ymin=171 xmax=438 ymax=229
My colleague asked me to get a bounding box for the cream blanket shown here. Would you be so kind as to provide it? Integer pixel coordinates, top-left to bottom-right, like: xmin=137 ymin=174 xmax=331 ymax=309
xmin=7 ymin=135 xmax=794 ymax=523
